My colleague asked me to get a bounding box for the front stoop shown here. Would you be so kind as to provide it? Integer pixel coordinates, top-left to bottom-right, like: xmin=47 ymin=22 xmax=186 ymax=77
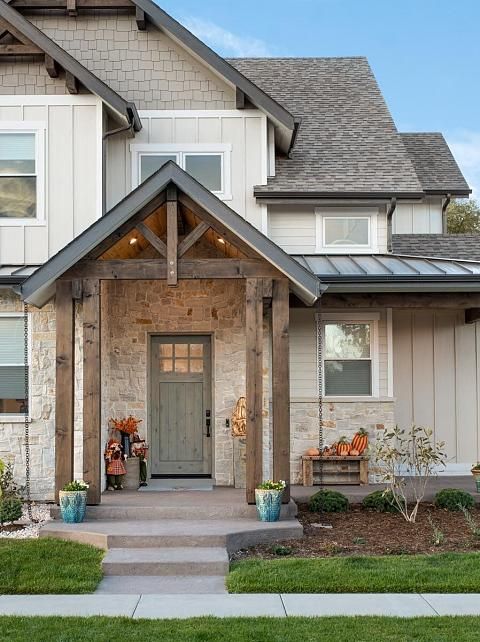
xmin=41 ymin=518 xmax=303 ymax=595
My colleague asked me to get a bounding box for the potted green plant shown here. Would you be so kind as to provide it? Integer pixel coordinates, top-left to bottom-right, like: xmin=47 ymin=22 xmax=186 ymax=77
xmin=471 ymin=464 xmax=480 ymax=492
xmin=255 ymin=480 xmax=286 ymax=522
xmin=59 ymin=480 xmax=89 ymax=523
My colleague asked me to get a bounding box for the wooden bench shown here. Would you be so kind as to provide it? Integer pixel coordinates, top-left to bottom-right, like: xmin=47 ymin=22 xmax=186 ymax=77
xmin=302 ymin=455 xmax=369 ymax=486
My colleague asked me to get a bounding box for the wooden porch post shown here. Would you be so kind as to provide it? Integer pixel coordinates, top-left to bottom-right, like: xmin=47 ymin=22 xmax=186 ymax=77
xmin=246 ymin=278 xmax=263 ymax=503
xmin=55 ymin=281 xmax=75 ymax=503
xmin=82 ymin=278 xmax=101 ymax=504
xmin=272 ymin=279 xmax=291 ymax=503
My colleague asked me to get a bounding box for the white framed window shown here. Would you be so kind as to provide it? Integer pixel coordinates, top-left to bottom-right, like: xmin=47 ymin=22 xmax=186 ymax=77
xmin=130 ymin=143 xmax=232 ymax=200
xmin=0 ymin=313 xmax=30 ymax=420
xmin=318 ymin=313 xmax=379 ymax=398
xmin=315 ymin=208 xmax=378 ymax=253
xmin=0 ymin=122 xmax=46 ymax=226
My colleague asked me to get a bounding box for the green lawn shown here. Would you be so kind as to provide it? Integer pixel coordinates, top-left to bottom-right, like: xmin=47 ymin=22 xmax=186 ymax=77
xmin=228 ymin=553 xmax=480 ymax=593
xmin=2 ymin=617 xmax=480 ymax=642
xmin=0 ymin=538 xmax=104 ymax=594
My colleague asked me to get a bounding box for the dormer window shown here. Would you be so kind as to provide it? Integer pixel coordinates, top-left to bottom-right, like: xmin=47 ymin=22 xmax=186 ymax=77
xmin=315 ymin=208 xmax=378 ymax=253
xmin=131 ymin=143 xmax=232 ymax=200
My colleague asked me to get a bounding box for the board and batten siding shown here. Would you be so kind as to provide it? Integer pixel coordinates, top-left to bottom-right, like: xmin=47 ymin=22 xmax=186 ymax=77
xmin=106 ymin=109 xmax=268 ymax=231
xmin=393 ymin=309 xmax=480 ymax=466
xmin=0 ymin=96 xmax=102 ymax=265
xmin=289 ymin=308 xmax=390 ymax=399
xmin=393 ymin=198 xmax=443 ymax=234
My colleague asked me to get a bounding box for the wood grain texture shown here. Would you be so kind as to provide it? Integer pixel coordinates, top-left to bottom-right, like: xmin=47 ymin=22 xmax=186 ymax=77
xmin=167 ymin=188 xmax=178 ymax=286
xmin=136 ymin=221 xmax=167 ymax=258
xmin=82 ymin=279 xmax=101 ymax=504
xmin=177 ymin=222 xmax=210 ymax=257
xmin=54 ymin=281 xmax=75 ymax=503
xmin=245 ymin=278 xmax=263 ymax=503
xmin=272 ymin=279 xmax=291 ymax=502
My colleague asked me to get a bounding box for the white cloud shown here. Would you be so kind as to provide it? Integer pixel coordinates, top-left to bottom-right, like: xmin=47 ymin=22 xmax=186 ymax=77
xmin=183 ymin=16 xmax=271 ymax=58
xmin=446 ymin=130 xmax=480 ymax=200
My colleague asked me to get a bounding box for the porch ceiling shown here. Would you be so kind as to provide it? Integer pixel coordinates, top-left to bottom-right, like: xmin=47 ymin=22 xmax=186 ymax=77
xmin=20 ymin=162 xmax=321 ymax=307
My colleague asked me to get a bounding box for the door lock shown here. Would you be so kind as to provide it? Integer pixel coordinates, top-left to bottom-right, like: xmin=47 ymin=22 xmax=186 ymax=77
xmin=206 ymin=409 xmax=211 ymax=437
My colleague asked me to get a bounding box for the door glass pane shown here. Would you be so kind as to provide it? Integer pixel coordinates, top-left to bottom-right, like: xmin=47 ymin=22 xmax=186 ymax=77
xmin=324 ymin=217 xmax=369 ymax=246
xmin=325 ymin=323 xmax=370 ymax=359
xmin=0 ymin=176 xmax=36 ymax=218
xmin=325 ymin=360 xmax=372 ymax=396
xmin=140 ymin=155 xmax=177 ymax=182
xmin=0 ymin=133 xmax=35 ymax=175
xmin=159 ymin=344 xmax=173 ymax=357
xmin=175 ymin=359 xmax=189 ymax=373
xmin=175 ymin=344 xmax=188 ymax=358
xmin=190 ymin=344 xmax=203 ymax=358
xmin=190 ymin=359 xmax=203 ymax=373
xmin=159 ymin=359 xmax=173 ymax=373
xmin=184 ymin=154 xmax=222 ymax=192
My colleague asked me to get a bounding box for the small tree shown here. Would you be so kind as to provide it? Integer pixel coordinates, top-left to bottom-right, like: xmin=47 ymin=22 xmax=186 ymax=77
xmin=374 ymin=425 xmax=446 ymax=523
xmin=447 ymin=199 xmax=480 ymax=234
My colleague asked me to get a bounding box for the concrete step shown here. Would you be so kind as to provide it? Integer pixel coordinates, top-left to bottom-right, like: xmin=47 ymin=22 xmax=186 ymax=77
xmin=95 ymin=575 xmax=227 ymax=594
xmin=102 ymin=547 xmax=229 ymax=577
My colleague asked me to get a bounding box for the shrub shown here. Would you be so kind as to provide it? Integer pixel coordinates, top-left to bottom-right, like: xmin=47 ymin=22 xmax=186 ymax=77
xmin=362 ymin=489 xmax=398 ymax=513
xmin=308 ymin=489 xmax=349 ymax=513
xmin=270 ymin=545 xmax=292 ymax=556
xmin=434 ymin=488 xmax=475 ymax=512
xmin=0 ymin=497 xmax=23 ymax=525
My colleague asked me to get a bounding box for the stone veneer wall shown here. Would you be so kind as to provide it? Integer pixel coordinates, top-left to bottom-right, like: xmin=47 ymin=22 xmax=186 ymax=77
xmin=290 ymin=399 xmax=396 ymax=484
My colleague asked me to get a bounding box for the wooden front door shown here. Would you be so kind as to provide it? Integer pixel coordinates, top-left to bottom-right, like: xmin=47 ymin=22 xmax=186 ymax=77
xmin=150 ymin=336 xmax=212 ymax=476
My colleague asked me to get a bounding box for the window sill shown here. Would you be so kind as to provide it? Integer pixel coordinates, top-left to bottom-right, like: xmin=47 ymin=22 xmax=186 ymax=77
xmin=323 ymin=396 xmax=394 ymax=403
xmin=0 ymin=220 xmax=46 ymax=227
xmin=0 ymin=415 xmax=31 ymax=424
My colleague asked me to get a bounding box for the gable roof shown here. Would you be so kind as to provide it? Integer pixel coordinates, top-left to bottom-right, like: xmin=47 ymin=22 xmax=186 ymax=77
xmin=400 ymin=133 xmax=471 ymax=197
xmin=21 ymin=161 xmax=321 ymax=307
xmin=229 ymin=57 xmax=424 ymax=198
xmin=393 ymin=234 xmax=480 ymax=261
xmin=0 ymin=0 xmax=141 ymax=131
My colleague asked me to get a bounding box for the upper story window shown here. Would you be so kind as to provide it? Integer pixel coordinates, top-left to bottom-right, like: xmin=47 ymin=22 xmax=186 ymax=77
xmin=0 ymin=314 xmax=29 ymax=419
xmin=131 ymin=143 xmax=232 ymax=200
xmin=0 ymin=123 xmax=45 ymax=225
xmin=315 ymin=208 xmax=378 ymax=253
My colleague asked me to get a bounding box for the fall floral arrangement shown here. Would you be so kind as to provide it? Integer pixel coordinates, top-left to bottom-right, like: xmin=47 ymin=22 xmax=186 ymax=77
xmin=110 ymin=415 xmax=143 ymax=435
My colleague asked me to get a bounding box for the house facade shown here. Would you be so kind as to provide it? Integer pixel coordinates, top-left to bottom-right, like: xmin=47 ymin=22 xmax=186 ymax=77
xmin=0 ymin=0 xmax=477 ymax=504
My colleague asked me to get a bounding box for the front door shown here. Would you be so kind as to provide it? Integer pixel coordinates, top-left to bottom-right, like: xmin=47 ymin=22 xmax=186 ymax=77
xmin=150 ymin=336 xmax=212 ymax=477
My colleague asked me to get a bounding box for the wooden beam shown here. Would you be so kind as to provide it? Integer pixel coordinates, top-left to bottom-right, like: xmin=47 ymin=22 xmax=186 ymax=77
xmin=82 ymin=279 xmax=101 ymax=505
xmin=65 ymin=258 xmax=281 ymax=280
xmin=135 ymin=6 xmax=146 ymax=30
xmin=167 ymin=185 xmax=178 ymax=286
xmin=44 ymin=54 xmax=58 ymax=78
xmin=67 ymin=0 xmax=77 ymax=15
xmin=65 ymin=71 xmax=78 ymax=94
xmin=72 ymin=279 xmax=83 ymax=300
xmin=245 ymin=278 xmax=263 ymax=503
xmin=136 ymin=222 xmax=167 ymax=258
xmin=177 ymin=222 xmax=210 ymax=257
xmin=236 ymin=87 xmax=246 ymax=109
xmin=54 ymin=281 xmax=75 ymax=503
xmin=272 ymin=279 xmax=290 ymax=503
xmin=465 ymin=308 xmax=480 ymax=324
xmin=0 ymin=43 xmax=42 ymax=54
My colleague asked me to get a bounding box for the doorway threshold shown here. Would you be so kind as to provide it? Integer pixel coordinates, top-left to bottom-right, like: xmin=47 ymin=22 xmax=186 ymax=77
xmin=139 ymin=478 xmax=214 ymax=492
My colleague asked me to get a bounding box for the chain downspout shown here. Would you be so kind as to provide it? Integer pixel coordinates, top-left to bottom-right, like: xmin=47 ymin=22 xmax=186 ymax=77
xmin=23 ymin=302 xmax=34 ymax=522
xmin=316 ymin=310 xmax=323 ymax=486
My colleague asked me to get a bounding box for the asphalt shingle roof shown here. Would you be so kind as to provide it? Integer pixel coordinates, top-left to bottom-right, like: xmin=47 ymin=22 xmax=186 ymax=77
xmin=228 ymin=57 xmax=424 ymax=195
xmin=400 ymin=133 xmax=470 ymax=195
xmin=392 ymin=234 xmax=480 ymax=261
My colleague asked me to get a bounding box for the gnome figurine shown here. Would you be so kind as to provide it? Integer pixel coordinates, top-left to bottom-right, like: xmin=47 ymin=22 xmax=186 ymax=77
xmin=104 ymin=439 xmax=127 ymax=490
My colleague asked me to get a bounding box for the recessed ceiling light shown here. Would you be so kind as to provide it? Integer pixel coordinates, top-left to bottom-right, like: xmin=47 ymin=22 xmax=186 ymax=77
xmin=129 ymin=237 xmax=138 ymax=245
xmin=217 ymin=237 xmax=225 ymax=244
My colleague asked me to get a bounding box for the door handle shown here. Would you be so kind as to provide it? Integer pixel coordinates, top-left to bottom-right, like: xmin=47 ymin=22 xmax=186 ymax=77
xmin=206 ymin=410 xmax=211 ymax=437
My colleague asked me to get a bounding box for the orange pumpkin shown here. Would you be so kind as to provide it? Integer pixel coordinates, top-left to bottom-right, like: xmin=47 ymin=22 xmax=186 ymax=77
xmin=351 ymin=428 xmax=369 ymax=454
xmin=349 ymin=448 xmax=360 ymax=457
xmin=305 ymin=447 xmax=320 ymax=456
xmin=336 ymin=437 xmax=351 ymax=456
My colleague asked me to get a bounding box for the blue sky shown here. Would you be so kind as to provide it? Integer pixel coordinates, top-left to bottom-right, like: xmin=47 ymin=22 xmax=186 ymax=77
xmin=160 ymin=0 xmax=480 ymax=196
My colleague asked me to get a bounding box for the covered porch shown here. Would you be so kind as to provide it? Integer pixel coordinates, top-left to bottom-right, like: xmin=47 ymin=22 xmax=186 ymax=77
xmin=20 ymin=162 xmax=320 ymax=505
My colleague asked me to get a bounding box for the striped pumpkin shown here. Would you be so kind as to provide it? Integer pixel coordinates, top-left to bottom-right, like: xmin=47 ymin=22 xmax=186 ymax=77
xmin=336 ymin=437 xmax=351 ymax=456
xmin=351 ymin=429 xmax=369 ymax=454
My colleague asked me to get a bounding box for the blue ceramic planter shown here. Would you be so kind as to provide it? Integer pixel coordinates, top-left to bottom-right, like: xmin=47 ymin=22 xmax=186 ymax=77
xmin=255 ymin=489 xmax=283 ymax=522
xmin=59 ymin=490 xmax=87 ymax=524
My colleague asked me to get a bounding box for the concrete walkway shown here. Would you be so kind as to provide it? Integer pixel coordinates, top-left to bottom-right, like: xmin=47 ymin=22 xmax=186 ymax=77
xmin=1 ymin=593 xmax=480 ymax=618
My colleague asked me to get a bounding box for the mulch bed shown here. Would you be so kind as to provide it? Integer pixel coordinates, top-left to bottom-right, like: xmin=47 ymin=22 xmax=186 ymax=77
xmin=232 ymin=503 xmax=480 ymax=560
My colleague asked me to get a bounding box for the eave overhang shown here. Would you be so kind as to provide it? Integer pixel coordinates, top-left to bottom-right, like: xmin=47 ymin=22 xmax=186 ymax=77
xmin=0 ymin=0 xmax=142 ymax=132
xmin=21 ymin=162 xmax=322 ymax=307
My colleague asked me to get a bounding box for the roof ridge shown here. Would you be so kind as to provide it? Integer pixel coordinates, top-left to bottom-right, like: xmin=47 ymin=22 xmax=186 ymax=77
xmin=227 ymin=56 xmax=368 ymax=61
